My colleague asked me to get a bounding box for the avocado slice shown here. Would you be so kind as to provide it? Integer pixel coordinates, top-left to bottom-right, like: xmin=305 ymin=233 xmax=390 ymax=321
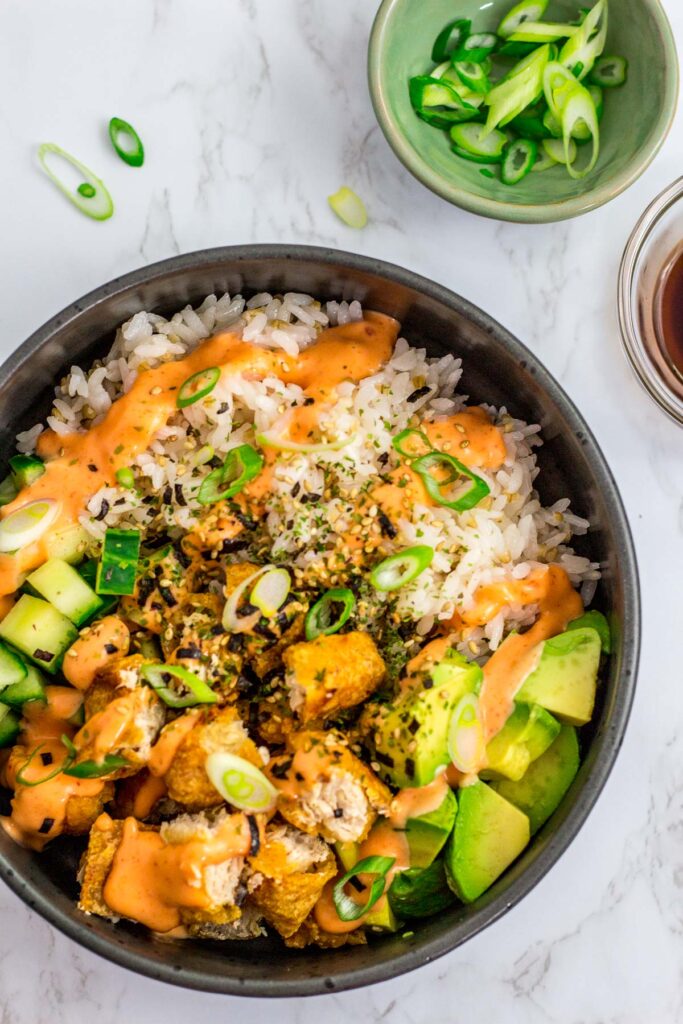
xmin=444 ymin=781 xmax=530 ymax=903
xmin=405 ymin=785 xmax=458 ymax=867
xmin=333 ymin=840 xmax=400 ymax=931
xmin=389 ymin=859 xmax=456 ymax=919
xmin=491 ymin=724 xmax=580 ymax=834
xmin=566 ymin=609 xmax=611 ymax=653
xmin=364 ymin=649 xmax=482 ymax=787
xmin=515 ymin=627 xmax=600 ymax=726
xmin=481 ymin=702 xmax=560 ymax=782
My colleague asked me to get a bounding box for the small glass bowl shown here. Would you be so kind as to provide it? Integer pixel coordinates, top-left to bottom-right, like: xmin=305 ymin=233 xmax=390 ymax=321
xmin=618 ymin=176 xmax=683 ymax=425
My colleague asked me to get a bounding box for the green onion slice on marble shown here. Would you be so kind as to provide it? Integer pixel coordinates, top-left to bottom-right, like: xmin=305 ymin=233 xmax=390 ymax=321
xmin=38 ymin=143 xmax=114 ymax=221
xmin=108 ymin=117 xmax=145 ymax=167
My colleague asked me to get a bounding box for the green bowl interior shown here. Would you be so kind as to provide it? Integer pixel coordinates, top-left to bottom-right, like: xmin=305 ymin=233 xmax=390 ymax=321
xmin=371 ymin=0 xmax=678 ymax=217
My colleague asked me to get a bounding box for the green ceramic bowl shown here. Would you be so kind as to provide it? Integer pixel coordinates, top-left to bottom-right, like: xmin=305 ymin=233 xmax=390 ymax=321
xmin=369 ymin=0 xmax=679 ymax=222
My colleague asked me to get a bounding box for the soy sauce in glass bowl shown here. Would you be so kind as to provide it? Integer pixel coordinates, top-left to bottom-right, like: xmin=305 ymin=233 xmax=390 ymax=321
xmin=618 ymin=177 xmax=683 ymax=425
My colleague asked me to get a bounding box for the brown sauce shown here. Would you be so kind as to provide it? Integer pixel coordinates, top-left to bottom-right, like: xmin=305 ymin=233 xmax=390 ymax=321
xmin=659 ymin=246 xmax=683 ymax=379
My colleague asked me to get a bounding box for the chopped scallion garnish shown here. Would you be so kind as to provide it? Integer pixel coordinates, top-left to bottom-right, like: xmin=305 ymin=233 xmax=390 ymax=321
xmin=38 ymin=143 xmax=114 ymax=221
xmin=327 ymin=187 xmax=368 ymax=229
xmin=332 ymin=855 xmax=396 ymax=921
xmin=108 ymin=117 xmax=145 ymax=167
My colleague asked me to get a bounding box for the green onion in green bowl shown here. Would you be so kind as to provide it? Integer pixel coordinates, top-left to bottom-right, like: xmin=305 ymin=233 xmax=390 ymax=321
xmin=368 ymin=0 xmax=679 ymax=222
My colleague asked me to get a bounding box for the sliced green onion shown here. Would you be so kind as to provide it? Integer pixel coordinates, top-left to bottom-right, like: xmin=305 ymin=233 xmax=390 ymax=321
xmin=559 ymin=0 xmax=607 ymax=80
xmin=176 ymin=366 xmax=221 ymax=409
xmin=501 ymin=138 xmax=537 ymax=185
xmin=15 ymin=744 xmax=74 ymax=787
xmin=589 ymin=84 xmax=604 ymax=120
xmin=416 ymin=107 xmax=479 ymax=130
xmin=542 ymin=137 xmax=578 ymax=165
xmin=497 ymin=40 xmax=537 ymax=57
xmin=391 ymin=428 xmax=433 ymax=460
xmin=454 ymin=32 xmax=498 ymax=63
xmin=205 ymin=751 xmax=277 ymax=812
xmin=197 ymin=444 xmax=264 ymax=505
xmin=305 ymin=588 xmax=356 ymax=641
xmin=510 ymin=102 xmax=553 ymax=140
xmin=108 ymin=117 xmax=145 ymax=168
xmin=431 ymin=18 xmax=471 ymax=62
xmin=544 ymin=62 xmax=600 ymax=178
xmin=328 ymin=187 xmax=367 ymax=229
xmin=64 ymin=754 xmax=130 ymax=778
xmin=0 ymin=499 xmax=58 ymax=553
xmin=482 ymin=44 xmax=551 ymax=136
xmin=447 ymin=693 xmax=485 ymax=773
xmin=531 ymin=146 xmax=559 ymax=173
xmin=115 ymin=467 xmax=135 ymax=489
xmin=370 ymin=546 xmax=434 ymax=592
xmin=409 ymin=75 xmax=477 ymax=129
xmin=223 ymin=564 xmax=275 ymax=633
xmin=77 ymin=183 xmax=96 ymax=198
xmin=256 ymin=415 xmax=356 ymax=455
xmin=0 ymin=476 xmax=18 ymax=508
xmin=558 ymin=85 xmax=599 ymax=178
xmin=452 ymin=61 xmax=490 ymax=96
xmin=250 ymin=567 xmax=291 ymax=618
xmin=141 ymin=663 xmax=218 ymax=708
xmin=450 ymin=123 xmax=507 ymax=163
xmin=412 ymin=451 xmax=490 ymax=511
xmin=95 ymin=528 xmax=141 ymax=596
xmin=498 ymin=0 xmax=550 ymax=38
xmin=589 ymin=54 xmax=627 ymax=88
xmin=508 ymin=21 xmax=578 ymax=43
xmin=409 ymin=76 xmax=469 ymax=111
xmin=38 ymin=143 xmax=114 ymax=221
xmin=333 ymin=855 xmax=396 ymax=922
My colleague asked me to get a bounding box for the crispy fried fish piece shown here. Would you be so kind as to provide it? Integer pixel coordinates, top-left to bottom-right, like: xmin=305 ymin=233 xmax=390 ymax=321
xmin=283 ymin=633 xmax=385 ymax=724
xmin=249 ymin=823 xmax=336 ymax=938
xmin=79 ymin=809 xmax=255 ymax=927
xmin=267 ymin=730 xmax=391 ymax=844
xmin=284 ymin=917 xmax=367 ymax=949
xmin=76 ymin=667 xmax=165 ymax=778
xmin=78 ymin=813 xmax=127 ymax=917
xmin=164 ymin=706 xmax=263 ymax=810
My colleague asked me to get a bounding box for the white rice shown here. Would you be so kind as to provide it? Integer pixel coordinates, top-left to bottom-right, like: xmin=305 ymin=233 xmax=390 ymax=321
xmin=20 ymin=290 xmax=600 ymax=660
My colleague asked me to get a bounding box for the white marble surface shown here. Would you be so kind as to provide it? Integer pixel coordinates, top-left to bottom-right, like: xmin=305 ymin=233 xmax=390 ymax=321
xmin=0 ymin=0 xmax=682 ymax=1020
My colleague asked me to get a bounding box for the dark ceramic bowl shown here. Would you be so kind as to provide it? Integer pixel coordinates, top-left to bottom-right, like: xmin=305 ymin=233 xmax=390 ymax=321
xmin=0 ymin=245 xmax=639 ymax=996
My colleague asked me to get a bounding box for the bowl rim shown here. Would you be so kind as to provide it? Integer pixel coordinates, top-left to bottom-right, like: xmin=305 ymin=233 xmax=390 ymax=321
xmin=618 ymin=174 xmax=683 ymax=425
xmin=368 ymin=0 xmax=680 ymax=224
xmin=0 ymin=244 xmax=641 ymax=996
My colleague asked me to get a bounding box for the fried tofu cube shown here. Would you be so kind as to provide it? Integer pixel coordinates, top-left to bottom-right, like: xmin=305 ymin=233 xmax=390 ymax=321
xmin=75 ymin=676 xmax=165 ymax=777
xmin=283 ymin=632 xmax=385 ymax=724
xmin=249 ymin=823 xmax=336 ymax=938
xmin=78 ymin=813 xmax=127 ymax=918
xmin=3 ymin=744 xmax=114 ymax=846
xmin=267 ymin=730 xmax=391 ymax=844
xmin=161 ymin=593 xmax=244 ymax=696
xmin=164 ymin=706 xmax=264 ymax=810
xmin=79 ymin=809 xmax=256 ymax=927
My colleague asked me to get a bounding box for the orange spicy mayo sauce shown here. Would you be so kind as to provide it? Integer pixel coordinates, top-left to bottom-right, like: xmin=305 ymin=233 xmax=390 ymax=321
xmin=0 ymin=312 xmax=399 ymax=597
xmin=388 ymin=772 xmax=449 ymax=829
xmin=102 ymin=811 xmax=252 ymax=932
xmin=372 ymin=407 xmax=506 ymax=521
xmin=1 ymin=687 xmax=101 ymax=850
xmin=463 ymin=565 xmax=583 ymax=740
xmin=314 ymin=819 xmax=410 ymax=935
xmin=147 ymin=710 xmax=202 ymax=778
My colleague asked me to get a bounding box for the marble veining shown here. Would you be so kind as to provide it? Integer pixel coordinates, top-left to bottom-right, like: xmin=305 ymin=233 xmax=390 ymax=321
xmin=0 ymin=0 xmax=682 ymax=1020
